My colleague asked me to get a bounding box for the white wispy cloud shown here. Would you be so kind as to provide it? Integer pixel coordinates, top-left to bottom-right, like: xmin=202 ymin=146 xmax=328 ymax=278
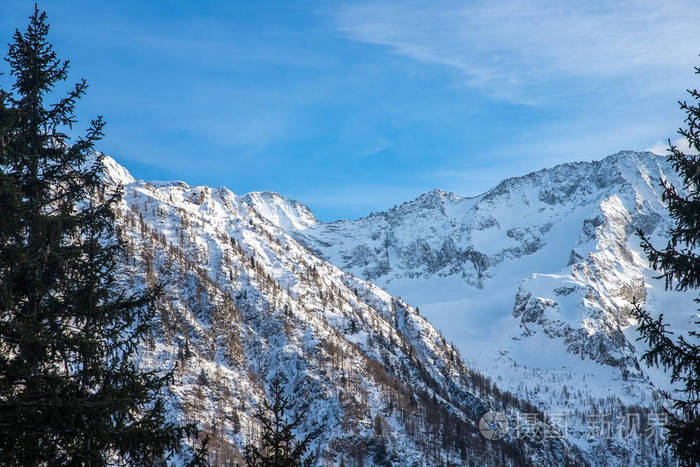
xmin=332 ymin=0 xmax=700 ymax=104
xmin=647 ymin=136 xmax=700 ymax=155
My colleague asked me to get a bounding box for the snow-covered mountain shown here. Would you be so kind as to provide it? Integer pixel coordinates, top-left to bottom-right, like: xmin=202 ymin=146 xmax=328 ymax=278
xmin=281 ymin=151 xmax=683 ymax=372
xmin=250 ymin=150 xmax=696 ymax=462
xmin=102 ymin=151 xmax=684 ymax=465
xmin=104 ymin=158 xmax=589 ymax=465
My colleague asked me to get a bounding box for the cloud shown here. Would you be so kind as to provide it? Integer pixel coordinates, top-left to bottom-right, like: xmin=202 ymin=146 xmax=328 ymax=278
xmin=647 ymin=136 xmax=700 ymax=155
xmin=332 ymin=0 xmax=700 ymax=104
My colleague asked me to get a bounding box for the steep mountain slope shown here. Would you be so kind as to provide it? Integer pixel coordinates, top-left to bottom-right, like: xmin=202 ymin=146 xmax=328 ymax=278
xmin=103 ymin=158 xmax=592 ymax=465
xmin=247 ymin=151 xmax=694 ymax=461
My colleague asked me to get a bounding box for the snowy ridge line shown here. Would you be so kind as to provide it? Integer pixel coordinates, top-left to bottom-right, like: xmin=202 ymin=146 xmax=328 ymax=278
xmin=241 ymin=150 xmax=685 ymax=464
xmin=100 ymin=156 xmax=590 ymax=465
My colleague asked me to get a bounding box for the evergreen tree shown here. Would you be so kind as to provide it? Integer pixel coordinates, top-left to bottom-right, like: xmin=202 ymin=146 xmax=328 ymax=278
xmin=634 ymin=59 xmax=700 ymax=466
xmin=0 ymin=7 xmax=206 ymax=465
xmin=244 ymin=374 xmax=317 ymax=467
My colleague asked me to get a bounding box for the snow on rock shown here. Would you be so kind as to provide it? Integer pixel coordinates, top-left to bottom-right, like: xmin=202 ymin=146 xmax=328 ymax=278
xmin=99 ymin=157 xmax=600 ymax=465
xmin=92 ymin=150 xmax=688 ymax=464
xmin=100 ymin=154 xmax=135 ymax=186
xmin=242 ymin=191 xmax=318 ymax=231
xmin=242 ymin=150 xmax=691 ymax=464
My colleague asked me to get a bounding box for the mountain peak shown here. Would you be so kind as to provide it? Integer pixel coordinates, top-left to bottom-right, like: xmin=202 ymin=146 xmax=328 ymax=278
xmin=100 ymin=154 xmax=135 ymax=186
xmin=384 ymin=189 xmax=463 ymax=215
xmin=417 ymin=188 xmax=460 ymax=202
xmin=242 ymin=191 xmax=318 ymax=231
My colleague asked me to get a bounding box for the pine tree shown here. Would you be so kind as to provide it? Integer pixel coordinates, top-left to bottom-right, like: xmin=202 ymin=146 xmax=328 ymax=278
xmin=634 ymin=59 xmax=700 ymax=466
xmin=0 ymin=7 xmax=206 ymax=465
xmin=244 ymin=374 xmax=317 ymax=466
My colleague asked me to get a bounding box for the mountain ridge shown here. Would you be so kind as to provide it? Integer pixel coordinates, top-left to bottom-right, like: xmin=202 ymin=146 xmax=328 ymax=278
xmin=98 ymin=151 xmax=681 ymax=464
xmin=101 ymin=157 xmax=595 ymax=465
xmin=273 ymin=150 xmax=689 ymax=408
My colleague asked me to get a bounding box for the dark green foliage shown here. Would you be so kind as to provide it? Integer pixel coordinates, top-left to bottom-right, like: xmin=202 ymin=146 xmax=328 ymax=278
xmin=244 ymin=374 xmax=317 ymax=466
xmin=0 ymin=7 xmax=206 ymax=465
xmin=634 ymin=58 xmax=700 ymax=466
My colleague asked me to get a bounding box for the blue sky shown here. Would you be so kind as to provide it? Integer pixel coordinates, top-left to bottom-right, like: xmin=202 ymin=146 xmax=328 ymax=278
xmin=2 ymin=1 xmax=699 ymax=221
